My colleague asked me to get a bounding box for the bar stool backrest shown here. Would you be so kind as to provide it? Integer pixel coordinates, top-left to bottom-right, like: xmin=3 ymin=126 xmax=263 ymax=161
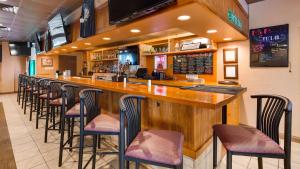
xmin=37 ymin=78 xmax=49 ymax=95
xmin=119 ymin=95 xmax=146 ymax=146
xmin=61 ymin=84 xmax=79 ymax=110
xmin=251 ymin=95 xmax=292 ymax=154
xmin=79 ymin=89 xmax=103 ymax=129
xmin=47 ymin=81 xmax=63 ymax=99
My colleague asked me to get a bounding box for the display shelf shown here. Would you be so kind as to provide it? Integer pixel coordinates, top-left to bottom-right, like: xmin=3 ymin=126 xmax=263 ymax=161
xmin=143 ymin=48 xmax=217 ymax=56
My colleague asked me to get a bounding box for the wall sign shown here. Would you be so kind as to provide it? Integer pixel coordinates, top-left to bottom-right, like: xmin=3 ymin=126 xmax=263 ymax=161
xmin=250 ymin=24 xmax=289 ymax=67
xmin=223 ymin=48 xmax=238 ymax=64
xmin=227 ymin=9 xmax=243 ymax=29
xmin=224 ymin=65 xmax=238 ymax=79
xmin=41 ymin=58 xmax=53 ymax=67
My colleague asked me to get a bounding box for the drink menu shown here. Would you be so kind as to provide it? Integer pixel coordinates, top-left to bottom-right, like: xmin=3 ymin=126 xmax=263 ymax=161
xmin=173 ymin=53 xmax=213 ymax=74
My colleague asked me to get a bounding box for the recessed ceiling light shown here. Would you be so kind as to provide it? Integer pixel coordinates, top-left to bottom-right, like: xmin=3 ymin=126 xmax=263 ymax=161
xmin=0 ymin=0 xmax=7 ymax=1
xmin=71 ymin=46 xmax=78 ymax=49
xmin=207 ymin=29 xmax=218 ymax=34
xmin=103 ymin=37 xmax=111 ymax=40
xmin=224 ymin=37 xmax=233 ymax=41
xmin=54 ymin=51 xmax=59 ymax=54
xmin=130 ymin=29 xmax=141 ymax=33
xmin=177 ymin=15 xmax=191 ymax=21
xmin=84 ymin=42 xmax=92 ymax=45
xmin=61 ymin=49 xmax=67 ymax=51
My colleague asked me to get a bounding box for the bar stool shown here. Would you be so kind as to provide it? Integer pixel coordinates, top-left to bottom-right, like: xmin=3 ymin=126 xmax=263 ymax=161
xmin=36 ymin=78 xmax=49 ymax=129
xmin=23 ymin=76 xmax=37 ymax=115
xmin=21 ymin=75 xmax=29 ymax=109
xmin=119 ymin=95 xmax=184 ymax=169
xmin=59 ymin=84 xmax=80 ymax=167
xmin=44 ymin=81 xmax=64 ymax=143
xmin=29 ymin=77 xmax=40 ymax=121
xmin=213 ymin=95 xmax=292 ymax=169
xmin=17 ymin=74 xmax=25 ymax=105
xmin=78 ymin=89 xmax=120 ymax=169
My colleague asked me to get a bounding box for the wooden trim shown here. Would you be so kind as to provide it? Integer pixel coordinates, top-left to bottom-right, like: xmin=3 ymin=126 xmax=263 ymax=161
xmin=223 ymin=48 xmax=238 ymax=64
xmin=224 ymin=65 xmax=239 ymax=79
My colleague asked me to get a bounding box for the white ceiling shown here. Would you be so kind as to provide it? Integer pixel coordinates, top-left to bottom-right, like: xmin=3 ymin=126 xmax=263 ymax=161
xmin=0 ymin=0 xmax=82 ymax=41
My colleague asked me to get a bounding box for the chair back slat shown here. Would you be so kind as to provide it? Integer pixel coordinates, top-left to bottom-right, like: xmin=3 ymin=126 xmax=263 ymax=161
xmin=119 ymin=95 xmax=145 ymax=146
xmin=47 ymin=81 xmax=63 ymax=99
xmin=252 ymin=95 xmax=292 ymax=144
xmin=79 ymin=89 xmax=102 ymax=127
xmin=61 ymin=84 xmax=79 ymax=110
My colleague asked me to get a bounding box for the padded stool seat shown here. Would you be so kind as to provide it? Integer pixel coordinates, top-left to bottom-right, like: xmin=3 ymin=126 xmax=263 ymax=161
xmin=84 ymin=114 xmax=120 ymax=133
xmin=49 ymin=98 xmax=63 ymax=106
xmin=65 ymin=103 xmax=86 ymax=117
xmin=125 ymin=130 xmax=184 ymax=166
xmin=213 ymin=124 xmax=285 ymax=155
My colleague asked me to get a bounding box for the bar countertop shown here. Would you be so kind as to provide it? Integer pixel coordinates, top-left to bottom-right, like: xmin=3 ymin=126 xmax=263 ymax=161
xmin=37 ymin=75 xmax=246 ymax=108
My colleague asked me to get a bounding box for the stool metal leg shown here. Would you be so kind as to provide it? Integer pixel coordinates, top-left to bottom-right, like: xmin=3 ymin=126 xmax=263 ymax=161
xmin=258 ymin=157 xmax=263 ymax=169
xmin=227 ymin=151 xmax=232 ymax=169
xmin=213 ymin=131 xmax=217 ymax=168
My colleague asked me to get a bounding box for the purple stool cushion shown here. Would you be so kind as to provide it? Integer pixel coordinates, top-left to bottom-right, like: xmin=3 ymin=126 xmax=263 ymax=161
xmin=125 ymin=130 xmax=184 ymax=166
xmin=213 ymin=125 xmax=285 ymax=155
xmin=65 ymin=103 xmax=86 ymax=117
xmin=84 ymin=114 xmax=120 ymax=133
xmin=49 ymin=98 xmax=63 ymax=106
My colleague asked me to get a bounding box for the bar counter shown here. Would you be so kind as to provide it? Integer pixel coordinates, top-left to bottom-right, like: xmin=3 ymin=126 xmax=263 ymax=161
xmin=37 ymin=75 xmax=246 ymax=159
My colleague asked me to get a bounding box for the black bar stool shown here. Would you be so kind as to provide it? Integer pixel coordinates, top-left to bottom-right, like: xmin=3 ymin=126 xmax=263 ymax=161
xmin=44 ymin=81 xmax=64 ymax=143
xmin=17 ymin=74 xmax=25 ymax=105
xmin=78 ymin=89 xmax=120 ymax=169
xmin=213 ymin=95 xmax=292 ymax=169
xmin=21 ymin=75 xmax=29 ymax=109
xmin=59 ymin=84 xmax=80 ymax=167
xmin=119 ymin=95 xmax=184 ymax=169
xmin=23 ymin=76 xmax=38 ymax=115
xmin=36 ymin=78 xmax=49 ymax=129
xmin=29 ymin=77 xmax=40 ymax=121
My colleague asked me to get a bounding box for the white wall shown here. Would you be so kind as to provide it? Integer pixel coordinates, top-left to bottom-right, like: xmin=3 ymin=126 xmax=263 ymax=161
xmin=217 ymin=0 xmax=300 ymax=137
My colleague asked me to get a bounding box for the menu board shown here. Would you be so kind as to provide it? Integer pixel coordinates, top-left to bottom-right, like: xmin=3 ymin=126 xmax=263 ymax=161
xmin=173 ymin=53 xmax=213 ymax=74
xmin=250 ymin=24 xmax=289 ymax=67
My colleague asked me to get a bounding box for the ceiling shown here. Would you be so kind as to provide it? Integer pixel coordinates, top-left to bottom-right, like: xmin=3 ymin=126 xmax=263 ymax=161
xmin=0 ymin=0 xmax=82 ymax=42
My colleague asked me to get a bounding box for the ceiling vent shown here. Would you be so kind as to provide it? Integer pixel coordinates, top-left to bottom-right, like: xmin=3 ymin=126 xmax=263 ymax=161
xmin=0 ymin=3 xmax=19 ymax=14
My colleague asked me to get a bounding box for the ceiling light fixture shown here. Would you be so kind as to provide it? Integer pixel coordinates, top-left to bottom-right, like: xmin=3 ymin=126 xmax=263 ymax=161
xmin=71 ymin=46 xmax=78 ymax=49
xmin=103 ymin=37 xmax=111 ymax=40
xmin=177 ymin=15 xmax=191 ymax=21
xmin=84 ymin=42 xmax=92 ymax=45
xmin=61 ymin=49 xmax=67 ymax=51
xmin=224 ymin=37 xmax=233 ymax=41
xmin=207 ymin=29 xmax=218 ymax=34
xmin=130 ymin=29 xmax=141 ymax=33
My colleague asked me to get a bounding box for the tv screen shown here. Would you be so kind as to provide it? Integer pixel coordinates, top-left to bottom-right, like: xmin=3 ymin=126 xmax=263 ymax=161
xmin=9 ymin=42 xmax=31 ymax=56
xmin=34 ymin=33 xmax=41 ymax=53
xmin=108 ymin=0 xmax=176 ymax=25
xmin=118 ymin=45 xmax=139 ymax=65
xmin=154 ymin=55 xmax=167 ymax=70
xmin=48 ymin=13 xmax=67 ymax=48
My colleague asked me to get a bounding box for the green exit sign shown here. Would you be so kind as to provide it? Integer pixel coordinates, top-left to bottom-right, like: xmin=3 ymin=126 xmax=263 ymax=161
xmin=227 ymin=9 xmax=243 ymax=29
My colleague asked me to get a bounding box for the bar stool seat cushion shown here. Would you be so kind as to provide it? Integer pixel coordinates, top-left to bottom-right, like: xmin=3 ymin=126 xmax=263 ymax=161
xmin=84 ymin=114 xmax=120 ymax=133
xmin=49 ymin=98 xmax=63 ymax=106
xmin=213 ymin=124 xmax=285 ymax=155
xmin=65 ymin=103 xmax=86 ymax=117
xmin=125 ymin=130 xmax=184 ymax=166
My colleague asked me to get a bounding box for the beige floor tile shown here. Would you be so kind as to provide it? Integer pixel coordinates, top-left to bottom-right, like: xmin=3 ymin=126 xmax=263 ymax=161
xmin=30 ymin=163 xmax=49 ymax=169
xmin=16 ymin=154 xmax=46 ymax=169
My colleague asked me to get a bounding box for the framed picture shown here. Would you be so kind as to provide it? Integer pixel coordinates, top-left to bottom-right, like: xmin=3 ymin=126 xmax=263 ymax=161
xmin=223 ymin=48 xmax=238 ymax=64
xmin=41 ymin=58 xmax=53 ymax=67
xmin=224 ymin=65 xmax=238 ymax=79
xmin=250 ymin=24 xmax=289 ymax=67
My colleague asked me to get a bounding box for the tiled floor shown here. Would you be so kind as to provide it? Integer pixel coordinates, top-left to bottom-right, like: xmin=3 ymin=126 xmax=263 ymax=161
xmin=1 ymin=93 xmax=300 ymax=169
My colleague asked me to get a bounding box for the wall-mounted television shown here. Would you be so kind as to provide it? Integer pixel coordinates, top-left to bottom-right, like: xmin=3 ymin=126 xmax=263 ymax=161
xmin=48 ymin=13 xmax=67 ymax=48
xmin=34 ymin=33 xmax=42 ymax=53
xmin=108 ymin=0 xmax=177 ymax=25
xmin=8 ymin=42 xmax=31 ymax=56
xmin=118 ymin=45 xmax=139 ymax=65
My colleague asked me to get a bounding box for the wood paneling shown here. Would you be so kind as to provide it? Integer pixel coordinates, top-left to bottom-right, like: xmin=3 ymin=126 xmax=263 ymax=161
xmin=36 ymin=55 xmax=59 ymax=76
xmin=0 ymin=42 xmax=26 ymax=93
xmin=59 ymin=55 xmax=77 ymax=76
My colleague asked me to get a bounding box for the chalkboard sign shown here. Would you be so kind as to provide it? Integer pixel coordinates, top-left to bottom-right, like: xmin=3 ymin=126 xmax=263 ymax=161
xmin=250 ymin=24 xmax=289 ymax=67
xmin=173 ymin=53 xmax=213 ymax=74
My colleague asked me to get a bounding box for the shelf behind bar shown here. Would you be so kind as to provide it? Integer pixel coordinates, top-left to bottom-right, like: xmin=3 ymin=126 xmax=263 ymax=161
xmin=143 ymin=48 xmax=217 ymax=56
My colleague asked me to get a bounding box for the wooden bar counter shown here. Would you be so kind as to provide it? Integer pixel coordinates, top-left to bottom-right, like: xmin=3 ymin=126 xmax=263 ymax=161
xmin=38 ymin=75 xmax=245 ymax=159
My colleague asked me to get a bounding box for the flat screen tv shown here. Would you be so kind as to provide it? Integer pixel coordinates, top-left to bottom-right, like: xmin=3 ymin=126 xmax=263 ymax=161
xmin=48 ymin=13 xmax=67 ymax=48
xmin=34 ymin=33 xmax=42 ymax=53
xmin=108 ymin=0 xmax=177 ymax=25
xmin=118 ymin=45 xmax=139 ymax=65
xmin=9 ymin=42 xmax=31 ymax=56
